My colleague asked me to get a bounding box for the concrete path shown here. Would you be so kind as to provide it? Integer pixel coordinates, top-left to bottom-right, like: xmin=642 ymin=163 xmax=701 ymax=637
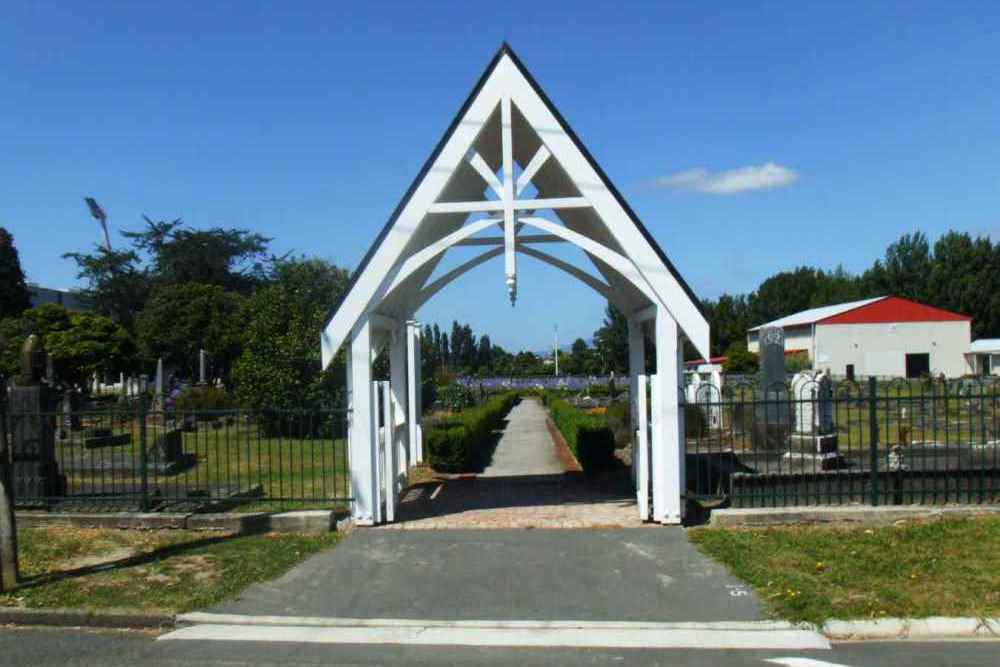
xmin=205 ymin=528 xmax=763 ymax=623
xmin=391 ymin=397 xmax=642 ymax=528
xmin=480 ymin=399 xmax=564 ymax=477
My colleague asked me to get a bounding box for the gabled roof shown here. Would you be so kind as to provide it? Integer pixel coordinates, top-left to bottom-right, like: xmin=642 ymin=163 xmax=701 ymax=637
xmin=750 ymin=296 xmax=971 ymax=332
xmin=320 ymin=43 xmax=710 ymax=367
xmin=819 ymin=296 xmax=971 ymax=325
xmin=749 ymin=297 xmax=884 ymax=331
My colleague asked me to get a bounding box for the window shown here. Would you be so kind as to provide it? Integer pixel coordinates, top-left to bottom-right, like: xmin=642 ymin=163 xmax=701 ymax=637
xmin=845 ymin=364 xmax=855 ymax=381
xmin=905 ymin=353 xmax=930 ymax=379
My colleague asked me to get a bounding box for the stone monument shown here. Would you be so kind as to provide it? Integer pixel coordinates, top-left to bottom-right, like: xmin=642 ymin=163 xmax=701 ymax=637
xmin=8 ymin=336 xmax=66 ymax=500
xmin=788 ymin=369 xmax=839 ymax=468
xmin=752 ymin=326 xmax=791 ymax=450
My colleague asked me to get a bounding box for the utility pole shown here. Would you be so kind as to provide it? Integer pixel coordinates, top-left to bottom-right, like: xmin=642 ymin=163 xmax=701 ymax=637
xmin=553 ymin=324 xmax=559 ymax=377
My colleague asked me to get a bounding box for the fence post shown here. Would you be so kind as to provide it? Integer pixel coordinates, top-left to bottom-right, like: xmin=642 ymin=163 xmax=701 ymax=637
xmin=137 ymin=394 xmax=149 ymax=512
xmin=0 ymin=393 xmax=18 ymax=592
xmin=868 ymin=376 xmax=879 ymax=506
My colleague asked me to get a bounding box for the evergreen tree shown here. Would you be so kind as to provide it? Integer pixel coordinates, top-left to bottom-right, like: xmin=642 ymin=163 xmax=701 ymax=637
xmin=0 ymin=227 xmax=32 ymax=319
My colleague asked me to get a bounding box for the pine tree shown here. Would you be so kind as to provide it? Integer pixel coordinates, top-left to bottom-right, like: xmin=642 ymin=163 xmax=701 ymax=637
xmin=0 ymin=227 xmax=31 ymax=319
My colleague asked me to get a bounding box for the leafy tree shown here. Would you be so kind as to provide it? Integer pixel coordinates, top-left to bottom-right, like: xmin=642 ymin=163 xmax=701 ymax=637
xmin=135 ymin=283 xmax=244 ymax=382
xmin=593 ymin=303 xmax=629 ymax=374
xmin=233 ymin=258 xmax=349 ymax=411
xmin=0 ymin=227 xmax=31 ymax=319
xmin=722 ymin=342 xmax=758 ymax=375
xmin=62 ymin=246 xmax=149 ymax=330
xmin=864 ymin=232 xmax=933 ymax=302
xmin=569 ymin=338 xmax=589 ymax=375
xmin=0 ymin=304 xmax=132 ymax=387
xmin=123 ymin=217 xmax=271 ymax=292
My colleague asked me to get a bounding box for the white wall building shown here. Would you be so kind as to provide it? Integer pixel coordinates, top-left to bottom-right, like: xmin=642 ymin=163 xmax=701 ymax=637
xmin=747 ymin=296 xmax=973 ymax=378
xmin=967 ymin=339 xmax=1000 ymax=376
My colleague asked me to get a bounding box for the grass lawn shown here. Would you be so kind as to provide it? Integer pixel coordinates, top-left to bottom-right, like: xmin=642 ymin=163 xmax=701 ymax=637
xmin=690 ymin=516 xmax=1000 ymax=624
xmin=0 ymin=527 xmax=339 ymax=613
xmin=53 ymin=415 xmax=350 ymax=508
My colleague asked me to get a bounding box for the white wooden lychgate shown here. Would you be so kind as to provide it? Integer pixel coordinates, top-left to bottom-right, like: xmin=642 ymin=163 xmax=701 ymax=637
xmin=324 ymin=44 xmax=709 ymax=526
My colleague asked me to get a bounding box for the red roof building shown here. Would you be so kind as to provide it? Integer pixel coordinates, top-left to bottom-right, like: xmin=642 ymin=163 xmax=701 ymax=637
xmin=747 ymin=296 xmax=972 ymax=378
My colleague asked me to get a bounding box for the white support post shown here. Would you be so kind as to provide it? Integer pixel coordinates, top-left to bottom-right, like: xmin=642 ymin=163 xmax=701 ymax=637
xmin=627 ymin=317 xmax=646 ymax=489
xmin=347 ymin=318 xmax=379 ymax=525
xmin=635 ymin=374 xmax=650 ymax=521
xmin=501 ymin=94 xmax=516 ymax=305
xmin=406 ymin=321 xmax=422 ymax=465
xmin=390 ymin=323 xmax=409 ymax=482
xmin=652 ymin=306 xmax=684 ymax=524
xmin=381 ymin=380 xmax=396 ymax=523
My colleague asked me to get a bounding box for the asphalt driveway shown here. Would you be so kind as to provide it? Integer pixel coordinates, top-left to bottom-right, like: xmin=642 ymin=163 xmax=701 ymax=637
xmin=207 ymin=528 xmax=763 ymax=622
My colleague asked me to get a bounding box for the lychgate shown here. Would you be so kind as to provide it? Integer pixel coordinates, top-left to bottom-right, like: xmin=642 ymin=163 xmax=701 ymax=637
xmin=320 ymin=44 xmax=710 ymax=526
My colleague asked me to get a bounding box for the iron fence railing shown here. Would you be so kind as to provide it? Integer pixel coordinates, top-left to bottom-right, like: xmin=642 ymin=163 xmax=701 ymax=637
xmin=2 ymin=402 xmax=351 ymax=512
xmin=684 ymin=376 xmax=1000 ymax=508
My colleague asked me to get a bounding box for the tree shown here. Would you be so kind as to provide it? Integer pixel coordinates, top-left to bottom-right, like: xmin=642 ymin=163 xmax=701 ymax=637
xmin=0 ymin=304 xmax=132 ymax=388
xmin=568 ymin=338 xmax=589 ymax=375
xmin=722 ymin=342 xmax=758 ymax=375
xmin=233 ymin=258 xmax=349 ymax=411
xmin=62 ymin=245 xmax=149 ymax=330
xmin=123 ymin=217 xmax=271 ymax=293
xmin=135 ymin=283 xmax=244 ymax=382
xmin=0 ymin=228 xmax=31 ymax=319
xmin=593 ymin=303 xmax=629 ymax=374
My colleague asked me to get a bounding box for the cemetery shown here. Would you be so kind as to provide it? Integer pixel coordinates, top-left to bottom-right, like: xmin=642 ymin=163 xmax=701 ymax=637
xmin=3 ymin=338 xmax=350 ymax=514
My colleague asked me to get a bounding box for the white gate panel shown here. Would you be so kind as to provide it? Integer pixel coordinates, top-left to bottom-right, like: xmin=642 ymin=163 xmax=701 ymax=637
xmin=635 ymin=374 xmax=650 ymax=520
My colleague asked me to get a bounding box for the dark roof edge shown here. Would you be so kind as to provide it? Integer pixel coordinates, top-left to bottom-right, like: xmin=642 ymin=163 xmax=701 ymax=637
xmin=322 ymin=44 xmax=510 ymax=331
xmin=499 ymin=44 xmax=705 ymax=317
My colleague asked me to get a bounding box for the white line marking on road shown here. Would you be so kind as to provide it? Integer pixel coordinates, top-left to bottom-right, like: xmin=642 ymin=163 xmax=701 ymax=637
xmin=176 ymin=613 xmax=804 ymax=631
xmin=766 ymin=658 xmax=857 ymax=667
xmin=430 ymin=483 xmax=444 ymax=500
xmin=161 ymin=620 xmax=830 ymax=650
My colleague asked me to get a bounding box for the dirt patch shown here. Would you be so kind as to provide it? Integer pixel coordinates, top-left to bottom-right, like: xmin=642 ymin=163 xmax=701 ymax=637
xmin=65 ymin=546 xmax=135 ymax=571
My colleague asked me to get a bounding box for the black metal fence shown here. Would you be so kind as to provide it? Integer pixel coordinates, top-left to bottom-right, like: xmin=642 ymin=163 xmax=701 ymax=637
xmin=684 ymin=376 xmax=1000 ymax=508
xmin=1 ymin=402 xmax=351 ymax=512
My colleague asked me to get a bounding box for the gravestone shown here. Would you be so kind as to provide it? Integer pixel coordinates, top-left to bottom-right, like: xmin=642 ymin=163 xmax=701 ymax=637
xmin=9 ymin=336 xmax=66 ymax=500
xmin=788 ymin=369 xmax=839 ymax=468
xmin=751 ymin=326 xmax=791 ymax=450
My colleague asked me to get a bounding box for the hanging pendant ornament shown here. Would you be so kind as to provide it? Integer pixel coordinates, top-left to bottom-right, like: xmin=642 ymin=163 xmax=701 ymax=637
xmin=506 ymin=274 xmax=517 ymax=306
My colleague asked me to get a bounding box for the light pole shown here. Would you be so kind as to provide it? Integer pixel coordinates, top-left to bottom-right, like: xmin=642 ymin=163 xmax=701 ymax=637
xmin=84 ymin=197 xmax=111 ymax=252
xmin=553 ymin=324 xmax=559 ymax=377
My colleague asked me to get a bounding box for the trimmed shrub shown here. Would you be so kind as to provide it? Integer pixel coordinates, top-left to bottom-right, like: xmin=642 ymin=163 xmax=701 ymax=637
xmin=425 ymin=391 xmax=518 ymax=472
xmin=174 ymin=386 xmax=236 ymax=414
xmin=547 ymin=396 xmax=615 ymax=472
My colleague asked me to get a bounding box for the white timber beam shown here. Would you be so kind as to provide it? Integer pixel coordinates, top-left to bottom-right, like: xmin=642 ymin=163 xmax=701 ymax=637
xmin=405 ymin=321 xmax=422 ymax=464
xmin=467 ymin=150 xmax=503 ymax=198
xmin=633 ymin=304 xmax=657 ymax=323
xmin=347 ymin=318 xmax=379 ymax=525
xmin=425 ymin=196 xmax=590 ymax=215
xmin=501 ymin=95 xmax=516 ymax=305
xmin=454 ymin=234 xmax=565 ymax=246
xmin=516 ymin=144 xmax=551 ymax=196
xmin=651 ymin=308 xmax=683 ymax=525
xmin=383 ymin=218 xmax=500 ymax=297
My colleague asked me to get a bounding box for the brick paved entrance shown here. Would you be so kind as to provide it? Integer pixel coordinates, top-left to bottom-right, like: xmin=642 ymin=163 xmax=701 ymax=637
xmin=386 ymin=399 xmax=646 ymax=529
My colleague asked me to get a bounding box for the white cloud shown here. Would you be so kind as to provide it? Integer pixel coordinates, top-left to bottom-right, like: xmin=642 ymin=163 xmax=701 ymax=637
xmin=646 ymin=162 xmax=799 ymax=195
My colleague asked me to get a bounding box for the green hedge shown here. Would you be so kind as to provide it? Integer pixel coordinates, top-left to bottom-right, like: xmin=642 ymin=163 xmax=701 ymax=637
xmin=546 ymin=396 xmax=616 ymax=472
xmin=425 ymin=391 xmax=518 ymax=472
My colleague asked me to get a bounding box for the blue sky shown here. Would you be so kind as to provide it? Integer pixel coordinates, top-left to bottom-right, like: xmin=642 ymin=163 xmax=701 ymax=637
xmin=3 ymin=2 xmax=999 ymax=351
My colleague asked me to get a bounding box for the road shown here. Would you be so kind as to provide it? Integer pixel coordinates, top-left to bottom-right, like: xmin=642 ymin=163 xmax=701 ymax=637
xmin=3 ymin=627 xmax=998 ymax=666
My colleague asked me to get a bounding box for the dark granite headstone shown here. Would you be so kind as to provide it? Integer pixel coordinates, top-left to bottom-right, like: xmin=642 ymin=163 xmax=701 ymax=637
xmin=752 ymin=326 xmax=791 ymax=450
xmin=9 ymin=385 xmax=66 ymax=500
